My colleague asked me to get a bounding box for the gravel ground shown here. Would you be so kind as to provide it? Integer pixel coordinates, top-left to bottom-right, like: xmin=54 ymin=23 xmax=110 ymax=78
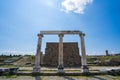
xmin=0 ymin=75 xmax=119 ymax=80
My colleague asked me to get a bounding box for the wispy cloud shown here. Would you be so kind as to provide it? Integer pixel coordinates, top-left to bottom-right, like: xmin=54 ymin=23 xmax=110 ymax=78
xmin=0 ymin=50 xmax=35 ymax=55
xmin=44 ymin=0 xmax=55 ymax=7
xmin=61 ymin=0 xmax=93 ymax=14
xmin=41 ymin=0 xmax=57 ymax=8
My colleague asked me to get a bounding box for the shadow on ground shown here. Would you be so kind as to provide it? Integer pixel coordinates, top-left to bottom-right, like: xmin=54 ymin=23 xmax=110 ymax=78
xmin=35 ymin=76 xmax=41 ymax=80
xmin=62 ymin=76 xmax=75 ymax=80
xmin=93 ymin=76 xmax=106 ymax=80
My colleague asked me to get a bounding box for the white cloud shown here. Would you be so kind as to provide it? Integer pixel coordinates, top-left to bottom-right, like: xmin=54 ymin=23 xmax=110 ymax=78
xmin=61 ymin=0 xmax=93 ymax=14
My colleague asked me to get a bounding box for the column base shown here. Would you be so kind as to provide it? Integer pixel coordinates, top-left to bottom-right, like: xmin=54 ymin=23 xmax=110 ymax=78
xmin=57 ymin=69 xmax=64 ymax=73
xmin=33 ymin=66 xmax=40 ymax=73
xmin=81 ymin=65 xmax=89 ymax=73
xmin=57 ymin=65 xmax=64 ymax=73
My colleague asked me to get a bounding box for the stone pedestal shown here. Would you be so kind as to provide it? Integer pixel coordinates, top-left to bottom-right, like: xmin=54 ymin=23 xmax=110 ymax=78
xmin=81 ymin=65 xmax=89 ymax=73
xmin=57 ymin=64 xmax=64 ymax=73
xmin=33 ymin=66 xmax=40 ymax=73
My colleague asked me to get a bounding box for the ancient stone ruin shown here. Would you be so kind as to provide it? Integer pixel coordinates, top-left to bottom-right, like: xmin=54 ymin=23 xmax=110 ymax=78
xmin=33 ymin=30 xmax=89 ymax=73
xmin=43 ymin=42 xmax=81 ymax=67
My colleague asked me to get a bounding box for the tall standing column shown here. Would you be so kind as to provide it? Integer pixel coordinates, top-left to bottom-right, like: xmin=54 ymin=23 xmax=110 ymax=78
xmin=57 ymin=34 xmax=64 ymax=73
xmin=33 ymin=34 xmax=43 ymax=73
xmin=79 ymin=33 xmax=89 ymax=73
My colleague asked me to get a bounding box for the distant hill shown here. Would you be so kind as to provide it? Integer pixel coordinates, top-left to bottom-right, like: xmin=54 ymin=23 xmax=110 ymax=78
xmin=0 ymin=55 xmax=35 ymax=66
xmin=13 ymin=56 xmax=34 ymax=66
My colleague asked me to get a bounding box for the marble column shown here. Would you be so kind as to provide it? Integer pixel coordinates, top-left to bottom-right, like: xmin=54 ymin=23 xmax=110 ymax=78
xmin=33 ymin=34 xmax=43 ymax=73
xmin=57 ymin=34 xmax=64 ymax=73
xmin=80 ymin=33 xmax=89 ymax=73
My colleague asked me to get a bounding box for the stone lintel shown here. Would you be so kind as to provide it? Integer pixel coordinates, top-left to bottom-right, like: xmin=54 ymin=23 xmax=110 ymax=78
xmin=40 ymin=30 xmax=83 ymax=35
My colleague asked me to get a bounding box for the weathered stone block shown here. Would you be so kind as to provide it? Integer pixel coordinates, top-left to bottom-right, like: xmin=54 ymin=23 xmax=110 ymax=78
xmin=43 ymin=42 xmax=81 ymax=67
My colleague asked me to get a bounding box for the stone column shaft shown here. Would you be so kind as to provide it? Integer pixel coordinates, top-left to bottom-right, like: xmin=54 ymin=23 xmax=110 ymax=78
xmin=80 ymin=33 xmax=89 ymax=73
xmin=58 ymin=34 xmax=64 ymax=73
xmin=80 ymin=34 xmax=87 ymax=66
xmin=80 ymin=34 xmax=87 ymax=65
xmin=33 ymin=34 xmax=43 ymax=72
xmin=59 ymin=34 xmax=63 ymax=65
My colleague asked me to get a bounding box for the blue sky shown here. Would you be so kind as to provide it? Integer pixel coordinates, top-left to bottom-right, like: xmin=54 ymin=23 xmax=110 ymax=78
xmin=0 ymin=0 xmax=120 ymax=55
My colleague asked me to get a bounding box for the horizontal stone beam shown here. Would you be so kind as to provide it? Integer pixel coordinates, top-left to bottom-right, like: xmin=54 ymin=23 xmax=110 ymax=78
xmin=40 ymin=30 xmax=83 ymax=35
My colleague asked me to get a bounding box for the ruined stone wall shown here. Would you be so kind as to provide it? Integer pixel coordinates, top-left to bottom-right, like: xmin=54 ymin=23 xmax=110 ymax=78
xmin=43 ymin=42 xmax=81 ymax=67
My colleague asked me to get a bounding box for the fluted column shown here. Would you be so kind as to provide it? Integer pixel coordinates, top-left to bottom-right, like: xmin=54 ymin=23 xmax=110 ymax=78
xmin=79 ymin=33 xmax=89 ymax=73
xmin=33 ymin=34 xmax=43 ymax=73
xmin=57 ymin=34 xmax=64 ymax=73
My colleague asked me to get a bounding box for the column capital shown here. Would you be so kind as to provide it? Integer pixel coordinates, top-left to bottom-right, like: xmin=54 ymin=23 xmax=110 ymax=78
xmin=58 ymin=34 xmax=64 ymax=37
xmin=38 ymin=34 xmax=43 ymax=38
xmin=79 ymin=33 xmax=85 ymax=37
